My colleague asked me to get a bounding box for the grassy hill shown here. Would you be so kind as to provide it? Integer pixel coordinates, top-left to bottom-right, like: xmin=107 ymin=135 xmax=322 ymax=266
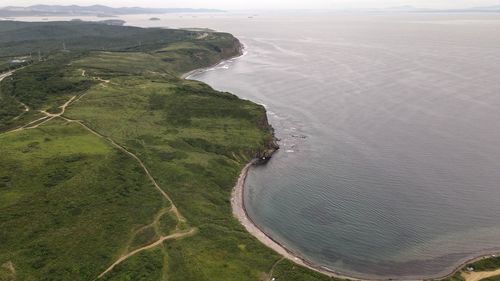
xmin=0 ymin=21 xmax=338 ymax=281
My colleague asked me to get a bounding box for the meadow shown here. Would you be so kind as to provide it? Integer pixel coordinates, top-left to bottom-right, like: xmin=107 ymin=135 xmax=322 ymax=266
xmin=0 ymin=21 xmax=338 ymax=281
xmin=2 ymin=19 xmax=496 ymax=281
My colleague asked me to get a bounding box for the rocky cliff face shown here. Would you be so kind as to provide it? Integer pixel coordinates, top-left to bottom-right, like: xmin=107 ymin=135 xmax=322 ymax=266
xmin=255 ymin=111 xmax=280 ymax=165
xmin=220 ymin=36 xmax=244 ymax=60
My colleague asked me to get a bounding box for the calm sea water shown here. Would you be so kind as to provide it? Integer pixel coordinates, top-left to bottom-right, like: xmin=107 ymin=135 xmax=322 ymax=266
xmin=14 ymin=12 xmax=500 ymax=279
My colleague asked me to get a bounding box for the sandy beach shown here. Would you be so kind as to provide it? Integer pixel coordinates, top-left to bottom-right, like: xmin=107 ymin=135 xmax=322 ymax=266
xmin=230 ymin=160 xmax=500 ymax=281
xmin=230 ymin=160 xmax=360 ymax=280
xmin=187 ymin=33 xmax=500 ymax=281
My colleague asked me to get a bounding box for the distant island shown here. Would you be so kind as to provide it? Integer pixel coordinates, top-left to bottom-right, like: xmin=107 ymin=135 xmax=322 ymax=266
xmin=149 ymin=17 xmax=161 ymax=21
xmin=0 ymin=5 xmax=224 ymax=17
xmin=353 ymin=4 xmax=500 ymax=13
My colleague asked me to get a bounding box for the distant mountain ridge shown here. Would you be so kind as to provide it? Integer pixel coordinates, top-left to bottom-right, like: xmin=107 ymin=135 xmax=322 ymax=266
xmin=0 ymin=5 xmax=224 ymax=17
xmin=383 ymin=4 xmax=500 ymax=12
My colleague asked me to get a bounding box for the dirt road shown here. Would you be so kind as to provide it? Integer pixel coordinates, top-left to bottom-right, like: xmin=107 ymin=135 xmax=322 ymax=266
xmin=462 ymin=269 xmax=500 ymax=281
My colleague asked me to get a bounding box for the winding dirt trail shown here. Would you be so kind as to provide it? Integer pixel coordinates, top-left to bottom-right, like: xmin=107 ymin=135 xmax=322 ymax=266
xmin=97 ymin=228 xmax=197 ymax=279
xmin=40 ymin=95 xmax=76 ymax=117
xmin=2 ymin=69 xmax=194 ymax=278
xmin=462 ymin=269 xmax=500 ymax=281
xmin=0 ymin=70 xmax=29 ymax=121
xmin=10 ymin=99 xmax=30 ymax=121
xmin=81 ymin=69 xmax=111 ymax=84
xmin=133 ymin=207 xmax=171 ymax=236
xmin=0 ymin=70 xmax=14 ymax=81
xmin=0 ymin=91 xmax=76 ymax=136
xmin=60 ymin=116 xmax=185 ymax=223
xmin=268 ymin=257 xmax=285 ymax=281
xmin=59 ymin=112 xmax=192 ymax=280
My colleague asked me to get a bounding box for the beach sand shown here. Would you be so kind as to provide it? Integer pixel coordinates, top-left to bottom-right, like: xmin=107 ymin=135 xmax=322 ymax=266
xmin=230 ymin=161 xmax=357 ymax=280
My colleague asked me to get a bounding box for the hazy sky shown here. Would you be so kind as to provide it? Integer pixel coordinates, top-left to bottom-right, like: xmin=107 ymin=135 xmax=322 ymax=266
xmin=1 ymin=0 xmax=500 ymax=10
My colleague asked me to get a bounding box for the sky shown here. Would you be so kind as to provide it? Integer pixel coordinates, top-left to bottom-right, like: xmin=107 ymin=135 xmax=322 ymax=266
xmin=1 ymin=0 xmax=499 ymax=10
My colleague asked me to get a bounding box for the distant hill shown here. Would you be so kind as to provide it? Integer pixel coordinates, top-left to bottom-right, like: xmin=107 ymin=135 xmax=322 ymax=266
xmin=383 ymin=5 xmax=500 ymax=12
xmin=468 ymin=5 xmax=500 ymax=11
xmin=0 ymin=5 xmax=224 ymax=17
xmin=0 ymin=21 xmax=212 ymax=57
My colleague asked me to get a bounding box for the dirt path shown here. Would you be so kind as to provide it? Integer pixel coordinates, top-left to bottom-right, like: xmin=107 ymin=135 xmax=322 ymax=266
xmin=81 ymin=69 xmax=111 ymax=84
xmin=61 ymin=117 xmax=186 ymax=223
xmin=2 ymin=113 xmax=48 ymax=135
xmin=9 ymin=100 xmax=30 ymax=122
xmin=0 ymin=74 xmax=192 ymax=277
xmin=2 ymin=89 xmax=188 ymax=224
xmin=16 ymin=101 xmax=30 ymax=114
xmin=0 ymin=70 xmax=30 ymax=121
xmin=60 ymin=116 xmax=197 ymax=280
xmin=41 ymin=95 xmax=76 ymax=117
xmin=97 ymin=228 xmax=197 ymax=279
xmin=268 ymin=257 xmax=284 ymax=281
xmin=1 ymin=94 xmax=76 ymax=136
xmin=462 ymin=269 xmax=500 ymax=281
xmin=0 ymin=70 xmax=14 ymax=81
xmin=134 ymin=207 xmax=171 ymax=235
xmin=0 ymin=70 xmax=198 ymax=279
xmin=3 ymin=70 xmax=194 ymax=279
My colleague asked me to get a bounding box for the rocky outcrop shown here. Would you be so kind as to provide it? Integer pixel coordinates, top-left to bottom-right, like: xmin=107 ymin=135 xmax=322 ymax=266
xmin=255 ymin=113 xmax=279 ymax=165
xmin=255 ymin=139 xmax=279 ymax=165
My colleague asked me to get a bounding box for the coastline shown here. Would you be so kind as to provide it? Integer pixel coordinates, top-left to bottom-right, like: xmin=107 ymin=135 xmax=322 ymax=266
xmin=230 ymin=159 xmax=361 ymax=281
xmin=179 ymin=46 xmax=353 ymax=279
xmin=182 ymin=35 xmax=500 ymax=281
xmin=181 ymin=41 xmax=246 ymax=80
xmin=231 ymin=160 xmax=500 ymax=281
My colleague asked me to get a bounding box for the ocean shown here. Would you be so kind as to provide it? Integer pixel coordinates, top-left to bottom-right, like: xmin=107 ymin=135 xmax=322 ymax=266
xmin=13 ymin=12 xmax=500 ymax=279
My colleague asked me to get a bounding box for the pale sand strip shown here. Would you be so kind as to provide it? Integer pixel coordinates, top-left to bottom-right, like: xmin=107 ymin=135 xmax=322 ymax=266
xmin=231 ymin=161 xmax=359 ymax=280
xmin=462 ymin=268 xmax=500 ymax=281
xmin=230 ymin=160 xmax=500 ymax=281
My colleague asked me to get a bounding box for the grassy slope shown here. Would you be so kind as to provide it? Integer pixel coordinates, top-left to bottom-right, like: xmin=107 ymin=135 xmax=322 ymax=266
xmin=65 ymin=52 xmax=280 ymax=280
xmin=0 ymin=120 xmax=166 ymax=280
xmin=468 ymin=257 xmax=500 ymax=272
xmin=0 ymin=21 xmax=336 ymax=281
xmin=2 ymin=20 xmax=497 ymax=281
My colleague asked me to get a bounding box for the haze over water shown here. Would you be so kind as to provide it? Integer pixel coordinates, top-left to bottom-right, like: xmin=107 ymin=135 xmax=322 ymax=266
xmin=175 ymin=12 xmax=500 ymax=279
xmin=17 ymin=12 xmax=500 ymax=279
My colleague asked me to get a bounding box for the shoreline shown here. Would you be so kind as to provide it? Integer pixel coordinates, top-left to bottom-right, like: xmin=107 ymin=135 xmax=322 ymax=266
xmin=231 ymin=160 xmax=500 ymax=281
xmin=181 ymin=41 xmax=246 ymax=80
xmin=181 ymin=34 xmax=500 ymax=281
xmin=231 ymin=159 xmax=362 ymax=281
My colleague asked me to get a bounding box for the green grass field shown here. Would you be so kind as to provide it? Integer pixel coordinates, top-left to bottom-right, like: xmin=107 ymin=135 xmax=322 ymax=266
xmin=0 ymin=21 xmax=339 ymax=281
xmin=5 ymin=20 xmax=497 ymax=281
xmin=468 ymin=257 xmax=500 ymax=272
xmin=0 ymin=120 xmax=167 ymax=280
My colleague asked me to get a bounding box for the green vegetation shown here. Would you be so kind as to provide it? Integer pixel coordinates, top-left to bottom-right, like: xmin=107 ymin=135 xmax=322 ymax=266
xmin=468 ymin=256 xmax=500 ymax=272
xmin=100 ymin=248 xmax=165 ymax=281
xmin=64 ymin=51 xmax=279 ymax=280
xmin=439 ymin=271 xmax=465 ymax=281
xmin=437 ymin=256 xmax=500 ymax=281
xmin=272 ymin=260 xmax=341 ymax=281
xmin=483 ymin=276 xmax=500 ymax=281
xmin=0 ymin=20 xmax=319 ymax=281
xmin=1 ymin=52 xmax=95 ymax=110
xmin=0 ymin=120 xmax=166 ymax=280
xmin=2 ymin=18 xmax=498 ymax=281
